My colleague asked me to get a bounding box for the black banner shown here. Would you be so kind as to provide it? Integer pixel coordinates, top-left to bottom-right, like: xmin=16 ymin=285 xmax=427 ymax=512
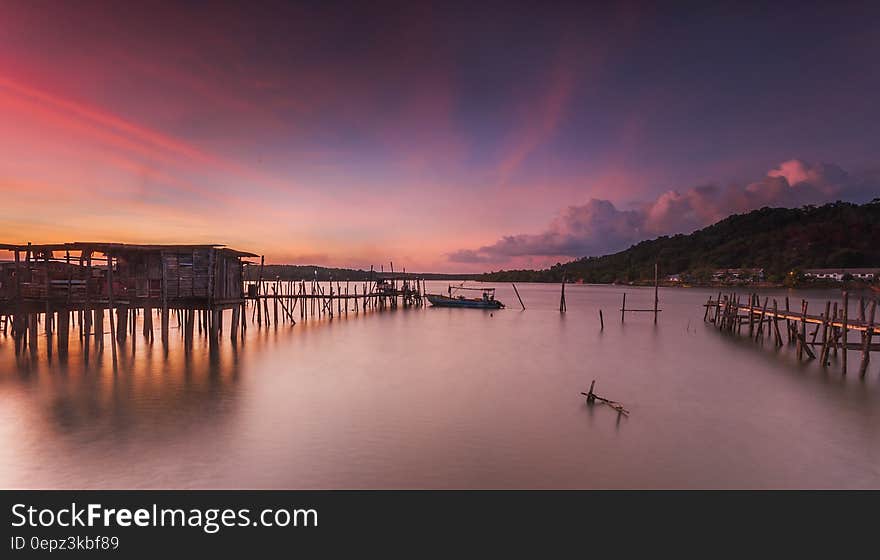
xmin=0 ymin=490 xmax=873 ymax=555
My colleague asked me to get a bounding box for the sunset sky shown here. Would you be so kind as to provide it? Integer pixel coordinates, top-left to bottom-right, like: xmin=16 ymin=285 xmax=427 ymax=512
xmin=1 ymin=1 xmax=879 ymax=272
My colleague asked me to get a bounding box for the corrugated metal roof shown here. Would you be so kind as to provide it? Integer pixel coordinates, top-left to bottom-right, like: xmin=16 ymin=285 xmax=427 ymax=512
xmin=0 ymin=242 xmax=259 ymax=258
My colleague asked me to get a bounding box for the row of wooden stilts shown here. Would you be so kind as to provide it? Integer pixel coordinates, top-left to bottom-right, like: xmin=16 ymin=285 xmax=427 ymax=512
xmin=2 ymin=303 xmax=241 ymax=363
xmin=248 ymin=278 xmax=425 ymax=328
xmin=1 ymin=279 xmax=425 ymax=363
xmin=704 ymin=291 xmax=878 ymax=377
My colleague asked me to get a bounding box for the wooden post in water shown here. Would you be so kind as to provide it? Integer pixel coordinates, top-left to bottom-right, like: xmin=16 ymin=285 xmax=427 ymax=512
xmin=273 ymin=283 xmax=279 ymax=326
xmin=653 ymin=262 xmax=659 ymax=324
xmin=621 ymin=293 xmax=626 ymax=323
xmin=28 ymin=314 xmax=38 ymax=356
xmin=231 ymin=304 xmax=240 ymax=341
xmin=256 ymin=256 xmax=264 ymax=326
xmin=785 ymin=296 xmax=791 ymax=344
xmin=772 ymin=299 xmax=782 ymax=346
xmin=797 ymin=300 xmax=806 ymax=361
xmin=831 ymin=302 xmax=839 ymax=357
xmin=559 ymin=278 xmax=566 ymax=313
xmin=798 ymin=301 xmax=815 ymax=360
xmin=209 ymin=308 xmax=220 ymax=348
xmin=106 ymin=255 xmax=118 ymax=367
xmin=512 ymin=284 xmax=525 ymax=310
xmin=732 ymin=296 xmax=739 ymax=332
xmin=599 ymin=309 xmax=604 ymax=330
xmin=81 ymin=285 xmax=90 ymax=357
xmin=842 ymin=291 xmax=849 ymax=374
xmin=161 ymin=255 xmax=169 ymax=347
xmin=57 ymin=309 xmax=69 ymax=359
xmin=819 ymin=301 xmax=832 ymax=366
xmin=94 ymin=307 xmax=104 ymax=349
xmin=116 ymin=305 xmax=127 ymax=345
xmin=859 ymin=299 xmax=876 ymax=378
xmin=748 ymin=295 xmax=755 ymax=336
xmin=755 ymin=297 xmax=768 ymax=341
xmin=143 ymin=301 xmax=152 ymax=339
xmin=185 ymin=308 xmax=195 ymax=348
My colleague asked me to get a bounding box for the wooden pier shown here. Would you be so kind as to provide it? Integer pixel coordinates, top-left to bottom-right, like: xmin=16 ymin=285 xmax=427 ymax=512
xmin=0 ymin=242 xmax=424 ymax=365
xmin=704 ymin=291 xmax=878 ymax=377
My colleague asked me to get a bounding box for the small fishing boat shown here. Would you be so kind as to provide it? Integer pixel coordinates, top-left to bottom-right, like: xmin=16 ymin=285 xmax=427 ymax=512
xmin=426 ymin=286 xmax=504 ymax=309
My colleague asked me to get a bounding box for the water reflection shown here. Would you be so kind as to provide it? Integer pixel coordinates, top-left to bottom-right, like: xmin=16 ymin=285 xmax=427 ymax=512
xmin=1 ymin=283 xmax=879 ymax=489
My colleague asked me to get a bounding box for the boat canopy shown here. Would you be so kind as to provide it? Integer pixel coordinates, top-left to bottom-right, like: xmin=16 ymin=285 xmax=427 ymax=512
xmin=449 ymin=285 xmax=495 ymax=292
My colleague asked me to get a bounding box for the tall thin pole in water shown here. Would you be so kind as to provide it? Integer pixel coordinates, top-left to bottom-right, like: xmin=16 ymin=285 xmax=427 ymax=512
xmin=106 ymin=253 xmax=117 ymax=368
xmin=559 ymin=277 xmax=566 ymax=313
xmin=653 ymin=262 xmax=659 ymax=324
xmin=511 ymin=283 xmax=525 ymax=310
xmin=842 ymin=291 xmax=849 ymax=375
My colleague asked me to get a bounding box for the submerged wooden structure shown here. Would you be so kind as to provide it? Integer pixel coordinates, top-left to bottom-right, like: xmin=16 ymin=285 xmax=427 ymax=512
xmin=704 ymin=291 xmax=878 ymax=377
xmin=618 ymin=263 xmax=662 ymax=323
xmin=0 ymin=242 xmax=425 ymax=364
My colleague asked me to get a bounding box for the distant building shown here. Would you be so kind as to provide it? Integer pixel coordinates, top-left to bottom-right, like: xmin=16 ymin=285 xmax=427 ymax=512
xmin=803 ymin=268 xmax=879 ymax=282
xmin=712 ymin=268 xmax=764 ymax=283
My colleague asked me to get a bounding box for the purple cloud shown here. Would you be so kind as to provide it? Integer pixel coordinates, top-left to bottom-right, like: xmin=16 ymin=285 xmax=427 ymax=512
xmin=449 ymin=160 xmax=880 ymax=264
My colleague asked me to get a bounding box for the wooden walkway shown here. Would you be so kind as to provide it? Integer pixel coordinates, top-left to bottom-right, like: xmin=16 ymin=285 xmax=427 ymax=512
xmin=244 ymin=274 xmax=425 ymax=328
xmin=1 ymin=242 xmax=425 ymax=365
xmin=704 ymin=291 xmax=877 ymax=377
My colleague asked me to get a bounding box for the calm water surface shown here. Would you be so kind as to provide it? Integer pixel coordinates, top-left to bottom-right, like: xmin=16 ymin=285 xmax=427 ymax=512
xmin=1 ymin=283 xmax=879 ymax=489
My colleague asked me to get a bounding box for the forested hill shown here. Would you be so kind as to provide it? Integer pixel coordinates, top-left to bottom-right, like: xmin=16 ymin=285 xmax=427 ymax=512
xmin=480 ymin=200 xmax=880 ymax=284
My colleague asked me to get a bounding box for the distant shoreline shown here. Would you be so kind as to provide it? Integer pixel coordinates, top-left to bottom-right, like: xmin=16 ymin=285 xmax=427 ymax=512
xmin=467 ymin=278 xmax=878 ymax=292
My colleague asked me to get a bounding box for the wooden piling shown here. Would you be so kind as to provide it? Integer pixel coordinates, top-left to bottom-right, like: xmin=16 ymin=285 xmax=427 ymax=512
xmin=512 ymin=284 xmax=525 ymax=310
xmin=820 ymin=301 xmax=832 ymax=366
xmin=185 ymin=308 xmax=195 ymax=348
xmin=57 ymin=309 xmax=70 ymax=358
xmin=143 ymin=302 xmax=153 ymax=339
xmin=797 ymin=300 xmax=806 ymax=360
xmin=842 ymin=291 xmax=849 ymax=374
xmin=209 ymin=308 xmax=220 ymax=348
xmin=772 ymin=299 xmax=782 ymax=346
xmin=653 ymin=262 xmax=659 ymax=324
xmin=831 ymin=302 xmax=839 ymax=357
xmin=559 ymin=279 xmax=566 ymax=313
xmin=94 ymin=308 xmax=104 ymax=348
xmin=755 ymin=297 xmax=768 ymax=341
xmin=859 ymin=299 xmax=876 ymax=378
xmin=106 ymin=256 xmax=118 ymax=367
xmin=161 ymin=259 xmax=169 ymax=347
xmin=748 ymin=294 xmax=755 ymax=336
xmin=784 ymin=296 xmax=791 ymax=344
xmin=28 ymin=313 xmax=38 ymax=356
xmin=231 ymin=304 xmax=240 ymax=341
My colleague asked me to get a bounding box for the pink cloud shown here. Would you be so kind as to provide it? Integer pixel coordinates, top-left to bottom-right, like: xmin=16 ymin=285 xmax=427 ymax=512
xmin=450 ymin=159 xmax=879 ymax=266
